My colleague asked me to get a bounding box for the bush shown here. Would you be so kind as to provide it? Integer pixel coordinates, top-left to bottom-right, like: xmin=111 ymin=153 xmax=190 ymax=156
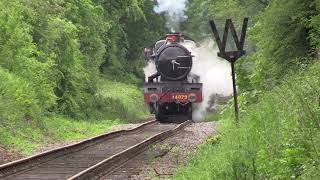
xmin=0 ymin=68 xmax=41 ymax=124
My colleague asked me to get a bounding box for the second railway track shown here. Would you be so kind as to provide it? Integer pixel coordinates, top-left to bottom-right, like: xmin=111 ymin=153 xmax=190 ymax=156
xmin=0 ymin=120 xmax=190 ymax=180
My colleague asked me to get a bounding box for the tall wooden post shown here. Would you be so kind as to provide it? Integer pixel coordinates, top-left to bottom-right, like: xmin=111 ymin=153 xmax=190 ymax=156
xmin=230 ymin=60 xmax=239 ymax=121
xmin=209 ymin=18 xmax=249 ymax=122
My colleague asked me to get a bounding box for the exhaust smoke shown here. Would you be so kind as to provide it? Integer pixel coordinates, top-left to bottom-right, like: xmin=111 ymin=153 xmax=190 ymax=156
xmin=143 ymin=61 xmax=156 ymax=82
xmin=154 ymin=0 xmax=188 ymax=32
xmin=183 ymin=40 xmax=233 ymax=121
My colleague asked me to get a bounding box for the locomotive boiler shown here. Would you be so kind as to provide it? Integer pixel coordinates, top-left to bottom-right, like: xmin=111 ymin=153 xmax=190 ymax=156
xmin=143 ymin=33 xmax=203 ymax=123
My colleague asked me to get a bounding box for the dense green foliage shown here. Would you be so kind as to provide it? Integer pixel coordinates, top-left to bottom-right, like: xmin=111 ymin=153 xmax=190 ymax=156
xmin=0 ymin=0 xmax=165 ymax=153
xmin=175 ymin=0 xmax=320 ymax=179
xmin=0 ymin=0 xmax=164 ymax=121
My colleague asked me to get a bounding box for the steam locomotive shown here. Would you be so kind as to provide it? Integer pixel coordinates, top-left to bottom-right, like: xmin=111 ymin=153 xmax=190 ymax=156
xmin=143 ymin=33 xmax=203 ymax=123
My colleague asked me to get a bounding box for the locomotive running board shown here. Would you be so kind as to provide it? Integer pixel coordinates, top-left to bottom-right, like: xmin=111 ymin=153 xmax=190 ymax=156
xmin=144 ymin=82 xmax=203 ymax=93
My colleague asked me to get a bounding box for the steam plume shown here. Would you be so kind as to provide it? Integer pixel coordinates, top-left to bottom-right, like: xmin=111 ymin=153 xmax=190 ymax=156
xmin=143 ymin=61 xmax=156 ymax=82
xmin=183 ymin=40 xmax=233 ymax=121
xmin=154 ymin=0 xmax=188 ymax=31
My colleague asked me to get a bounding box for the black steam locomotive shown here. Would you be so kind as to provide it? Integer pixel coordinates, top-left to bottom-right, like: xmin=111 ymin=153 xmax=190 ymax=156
xmin=143 ymin=33 xmax=203 ymax=123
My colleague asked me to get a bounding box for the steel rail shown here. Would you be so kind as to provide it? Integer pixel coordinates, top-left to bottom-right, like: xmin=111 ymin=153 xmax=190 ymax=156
xmin=0 ymin=117 xmax=156 ymax=179
xmin=68 ymin=121 xmax=191 ymax=180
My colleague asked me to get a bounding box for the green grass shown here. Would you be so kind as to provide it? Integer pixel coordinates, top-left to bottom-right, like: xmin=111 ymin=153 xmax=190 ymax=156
xmin=174 ymin=62 xmax=320 ymax=179
xmin=98 ymin=79 xmax=149 ymax=121
xmin=203 ymin=111 xmax=221 ymax=122
xmin=44 ymin=117 xmax=121 ymax=141
xmin=0 ymin=79 xmax=149 ymax=155
xmin=0 ymin=117 xmax=121 ymax=155
xmin=0 ymin=125 xmax=43 ymax=155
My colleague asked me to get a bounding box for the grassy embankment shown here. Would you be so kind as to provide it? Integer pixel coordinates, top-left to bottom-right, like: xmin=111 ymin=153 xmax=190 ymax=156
xmin=175 ymin=61 xmax=320 ymax=179
xmin=0 ymin=79 xmax=148 ymax=155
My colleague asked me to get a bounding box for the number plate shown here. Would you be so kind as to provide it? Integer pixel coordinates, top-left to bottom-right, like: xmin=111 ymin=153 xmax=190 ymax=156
xmin=172 ymin=94 xmax=188 ymax=100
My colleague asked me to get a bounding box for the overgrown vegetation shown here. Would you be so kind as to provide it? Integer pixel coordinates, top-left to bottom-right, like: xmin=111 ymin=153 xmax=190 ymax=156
xmin=0 ymin=0 xmax=165 ymax=154
xmin=175 ymin=61 xmax=320 ymax=179
xmin=175 ymin=0 xmax=320 ymax=179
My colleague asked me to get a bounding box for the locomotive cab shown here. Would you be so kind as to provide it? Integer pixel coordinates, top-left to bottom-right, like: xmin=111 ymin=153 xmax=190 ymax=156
xmin=143 ymin=33 xmax=203 ymax=123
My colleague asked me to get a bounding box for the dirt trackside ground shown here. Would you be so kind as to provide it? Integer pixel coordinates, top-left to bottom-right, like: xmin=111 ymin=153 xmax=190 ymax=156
xmin=0 ymin=146 xmax=23 ymax=165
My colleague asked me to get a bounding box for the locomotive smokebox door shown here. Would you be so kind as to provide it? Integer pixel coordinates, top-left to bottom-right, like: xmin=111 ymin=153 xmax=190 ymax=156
xmin=155 ymin=44 xmax=193 ymax=81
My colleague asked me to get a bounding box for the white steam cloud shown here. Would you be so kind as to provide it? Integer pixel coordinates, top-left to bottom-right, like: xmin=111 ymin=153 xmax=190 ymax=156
xmin=183 ymin=40 xmax=233 ymax=121
xmin=154 ymin=0 xmax=188 ymax=31
xmin=143 ymin=61 xmax=156 ymax=82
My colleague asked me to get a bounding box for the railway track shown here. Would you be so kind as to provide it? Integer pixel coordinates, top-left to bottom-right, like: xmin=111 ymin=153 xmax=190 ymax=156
xmin=0 ymin=119 xmax=190 ymax=180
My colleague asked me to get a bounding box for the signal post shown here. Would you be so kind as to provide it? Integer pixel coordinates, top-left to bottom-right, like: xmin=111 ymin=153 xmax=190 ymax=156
xmin=209 ymin=18 xmax=249 ymax=123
